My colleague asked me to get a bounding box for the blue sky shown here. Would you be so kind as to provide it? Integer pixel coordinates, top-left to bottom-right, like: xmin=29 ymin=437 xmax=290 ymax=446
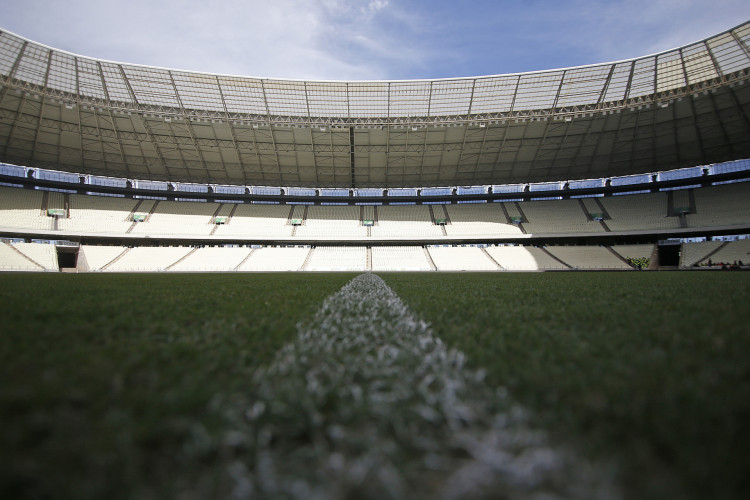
xmin=2 ymin=0 xmax=749 ymax=81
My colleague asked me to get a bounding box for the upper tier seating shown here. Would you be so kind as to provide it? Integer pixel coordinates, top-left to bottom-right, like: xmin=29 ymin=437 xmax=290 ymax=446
xmin=600 ymin=192 xmax=679 ymax=231
xmin=687 ymin=183 xmax=750 ymax=228
xmin=1 ymin=184 xmax=749 ymax=242
xmin=295 ymin=206 xmax=367 ymax=239
xmin=444 ymin=203 xmax=522 ymax=236
xmin=0 ymin=186 xmax=53 ymax=230
xmin=212 ymin=204 xmax=293 ymax=238
xmin=520 ymin=199 xmax=605 ymax=234
xmin=59 ymin=194 xmax=139 ymax=234
xmin=129 ymin=201 xmax=217 ymax=236
xmin=371 ymin=205 xmax=443 ymax=239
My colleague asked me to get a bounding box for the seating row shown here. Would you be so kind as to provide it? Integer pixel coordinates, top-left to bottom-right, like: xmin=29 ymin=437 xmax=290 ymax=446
xmin=1 ymin=183 xmax=748 ymax=239
xmin=4 ymin=240 xmax=749 ymax=272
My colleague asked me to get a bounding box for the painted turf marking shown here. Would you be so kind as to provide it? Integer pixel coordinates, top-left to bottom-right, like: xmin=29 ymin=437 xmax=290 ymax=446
xmin=226 ymin=273 xmax=619 ymax=499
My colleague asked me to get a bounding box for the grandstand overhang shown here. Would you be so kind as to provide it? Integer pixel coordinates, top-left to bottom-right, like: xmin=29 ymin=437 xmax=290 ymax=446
xmin=1 ymin=22 xmax=750 ymax=188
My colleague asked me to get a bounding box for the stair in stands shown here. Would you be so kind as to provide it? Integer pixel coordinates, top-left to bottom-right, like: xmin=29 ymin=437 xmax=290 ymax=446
xmin=227 ymin=203 xmax=238 ymax=221
xmin=648 ymin=245 xmax=660 ymax=270
xmin=233 ymin=248 xmax=256 ymax=271
xmin=605 ymin=245 xmax=635 ymax=268
xmin=147 ymin=201 xmax=160 ymax=220
xmin=593 ymin=198 xmax=612 ymax=220
xmin=300 ymin=246 xmax=315 ymax=271
xmin=440 ymin=205 xmax=452 ymax=224
xmin=538 ymin=246 xmax=573 ymax=269
xmin=480 ymin=247 xmax=504 ymax=270
xmin=577 ymin=199 xmax=611 ymax=231
xmin=40 ymin=190 xmax=49 ymax=215
xmin=679 ymin=213 xmax=688 ymax=228
xmin=165 ymin=247 xmax=199 ymax=271
xmin=666 ymin=190 xmax=675 ymax=217
xmin=100 ymin=247 xmax=131 ymax=271
xmin=366 ymin=247 xmax=372 ymax=271
xmin=423 ymin=246 xmax=438 ymax=271
xmin=209 ymin=203 xmax=225 ymax=236
xmin=125 ymin=200 xmax=144 ymax=233
xmin=4 ymin=242 xmax=44 ymax=270
xmin=127 ymin=200 xmax=144 ymax=221
xmin=695 ymin=241 xmax=731 ymax=266
xmin=688 ymin=188 xmax=697 ymax=214
xmin=498 ymin=202 xmax=513 ymax=224
xmin=512 ymin=202 xmax=528 ymax=234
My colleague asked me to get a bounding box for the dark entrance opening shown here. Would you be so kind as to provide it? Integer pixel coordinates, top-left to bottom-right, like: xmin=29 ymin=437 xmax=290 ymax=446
xmin=657 ymin=240 xmax=681 ymax=267
xmin=56 ymin=245 xmax=78 ymax=270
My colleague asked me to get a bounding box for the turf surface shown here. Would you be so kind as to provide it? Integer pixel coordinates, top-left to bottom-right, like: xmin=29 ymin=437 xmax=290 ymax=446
xmin=383 ymin=271 xmax=750 ymax=500
xmin=0 ymin=272 xmax=357 ymax=499
xmin=0 ymin=271 xmax=748 ymax=499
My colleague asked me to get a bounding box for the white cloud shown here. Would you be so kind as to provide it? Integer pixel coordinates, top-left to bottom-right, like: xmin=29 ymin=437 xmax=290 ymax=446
xmin=1 ymin=0 xmax=417 ymax=80
xmin=1 ymin=0 xmax=748 ymax=80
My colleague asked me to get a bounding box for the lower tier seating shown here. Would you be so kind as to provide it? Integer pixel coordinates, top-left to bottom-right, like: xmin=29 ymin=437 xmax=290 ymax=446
xmin=4 ymin=241 xmax=750 ymax=272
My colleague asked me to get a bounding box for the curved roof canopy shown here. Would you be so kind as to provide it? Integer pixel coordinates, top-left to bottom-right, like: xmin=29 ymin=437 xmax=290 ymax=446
xmin=0 ymin=22 xmax=749 ymax=188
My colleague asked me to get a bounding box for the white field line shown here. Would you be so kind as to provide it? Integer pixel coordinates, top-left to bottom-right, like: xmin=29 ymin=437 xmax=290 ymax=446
xmin=225 ymin=273 xmax=620 ymax=500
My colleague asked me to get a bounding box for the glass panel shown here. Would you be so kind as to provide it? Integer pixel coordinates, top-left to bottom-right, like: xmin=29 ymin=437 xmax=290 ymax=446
xmin=77 ymin=58 xmax=106 ymax=99
xmin=13 ymin=43 xmax=49 ymax=85
xmin=48 ymin=52 xmax=77 ymax=94
xmin=557 ymin=65 xmax=611 ymax=107
xmin=681 ymin=43 xmax=719 ymax=84
xmin=100 ymin=62 xmax=133 ymax=103
xmin=121 ymin=66 xmax=179 ymax=107
xmin=349 ymin=82 xmax=389 ymax=117
xmin=429 ymin=79 xmax=473 ymax=116
xmin=601 ymin=62 xmax=632 ymax=103
xmin=513 ymin=71 xmax=564 ymax=110
xmin=0 ymin=31 xmax=25 ymax=76
xmin=627 ymin=57 xmax=655 ymax=99
xmin=172 ymin=72 xmax=224 ymax=112
xmin=218 ymin=76 xmax=267 ymax=115
xmin=471 ymin=75 xmax=518 ymax=113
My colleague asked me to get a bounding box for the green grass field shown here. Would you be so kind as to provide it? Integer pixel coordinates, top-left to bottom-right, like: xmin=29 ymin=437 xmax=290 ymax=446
xmin=1 ymin=271 xmax=748 ymax=499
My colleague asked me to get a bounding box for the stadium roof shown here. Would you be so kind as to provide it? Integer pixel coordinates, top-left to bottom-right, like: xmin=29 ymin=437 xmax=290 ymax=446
xmin=0 ymin=22 xmax=749 ymax=188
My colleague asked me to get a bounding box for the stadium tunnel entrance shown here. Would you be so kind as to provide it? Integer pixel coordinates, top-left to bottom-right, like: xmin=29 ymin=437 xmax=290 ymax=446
xmin=657 ymin=240 xmax=681 ymax=268
xmin=56 ymin=244 xmax=78 ymax=271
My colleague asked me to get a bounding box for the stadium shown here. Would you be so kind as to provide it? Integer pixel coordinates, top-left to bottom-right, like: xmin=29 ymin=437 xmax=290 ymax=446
xmin=1 ymin=12 xmax=750 ymax=500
